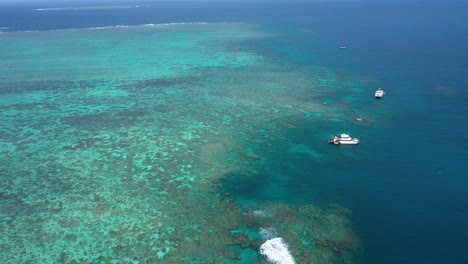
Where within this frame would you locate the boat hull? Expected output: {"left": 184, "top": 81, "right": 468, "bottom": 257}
{"left": 338, "top": 139, "right": 359, "bottom": 144}
{"left": 328, "top": 136, "right": 359, "bottom": 145}
{"left": 375, "top": 89, "right": 384, "bottom": 98}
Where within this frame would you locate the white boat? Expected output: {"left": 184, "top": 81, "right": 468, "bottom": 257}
{"left": 328, "top": 134, "right": 359, "bottom": 145}
{"left": 375, "top": 88, "right": 385, "bottom": 98}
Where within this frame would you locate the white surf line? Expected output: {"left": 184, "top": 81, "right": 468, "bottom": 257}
{"left": 34, "top": 5, "right": 150, "bottom": 11}
{"left": 0, "top": 22, "right": 221, "bottom": 34}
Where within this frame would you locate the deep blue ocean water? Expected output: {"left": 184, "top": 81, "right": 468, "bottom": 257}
{"left": 2, "top": 1, "right": 468, "bottom": 263}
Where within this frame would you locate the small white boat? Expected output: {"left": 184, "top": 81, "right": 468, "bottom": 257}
{"left": 375, "top": 88, "right": 385, "bottom": 98}
{"left": 328, "top": 134, "right": 359, "bottom": 145}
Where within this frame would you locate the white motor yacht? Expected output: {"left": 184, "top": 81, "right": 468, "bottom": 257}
{"left": 375, "top": 88, "right": 385, "bottom": 98}
{"left": 328, "top": 134, "right": 359, "bottom": 145}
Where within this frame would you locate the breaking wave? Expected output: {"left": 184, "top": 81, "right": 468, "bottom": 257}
{"left": 34, "top": 5, "right": 150, "bottom": 11}
{"left": 260, "top": 237, "right": 296, "bottom": 264}
{"left": 82, "top": 22, "right": 211, "bottom": 31}
{"left": 0, "top": 22, "right": 224, "bottom": 35}
{"left": 0, "top": 27, "right": 11, "bottom": 33}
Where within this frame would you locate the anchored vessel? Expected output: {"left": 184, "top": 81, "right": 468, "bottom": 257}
{"left": 375, "top": 88, "right": 385, "bottom": 98}
{"left": 328, "top": 134, "right": 359, "bottom": 145}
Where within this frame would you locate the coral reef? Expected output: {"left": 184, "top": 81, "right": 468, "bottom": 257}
{"left": 0, "top": 23, "right": 371, "bottom": 263}
{"left": 243, "top": 203, "right": 364, "bottom": 264}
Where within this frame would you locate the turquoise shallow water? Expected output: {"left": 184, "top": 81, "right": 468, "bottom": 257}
{"left": 0, "top": 22, "right": 367, "bottom": 263}
{"left": 1, "top": 1, "right": 468, "bottom": 263}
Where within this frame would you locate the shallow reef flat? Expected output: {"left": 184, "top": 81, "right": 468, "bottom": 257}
{"left": 0, "top": 23, "right": 368, "bottom": 263}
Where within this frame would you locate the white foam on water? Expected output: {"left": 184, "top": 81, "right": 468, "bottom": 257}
{"left": 34, "top": 5, "right": 150, "bottom": 11}
{"left": 0, "top": 22, "right": 246, "bottom": 38}
{"left": 253, "top": 209, "right": 272, "bottom": 218}
{"left": 144, "top": 22, "right": 210, "bottom": 27}
{"left": 259, "top": 226, "right": 277, "bottom": 240}
{"left": 0, "top": 22, "right": 223, "bottom": 35}
{"left": 259, "top": 237, "right": 296, "bottom": 264}
{"left": 86, "top": 22, "right": 210, "bottom": 30}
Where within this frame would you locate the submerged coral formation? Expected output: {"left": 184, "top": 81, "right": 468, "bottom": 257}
{"left": 235, "top": 203, "right": 364, "bottom": 264}
{"left": 0, "top": 23, "right": 370, "bottom": 263}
